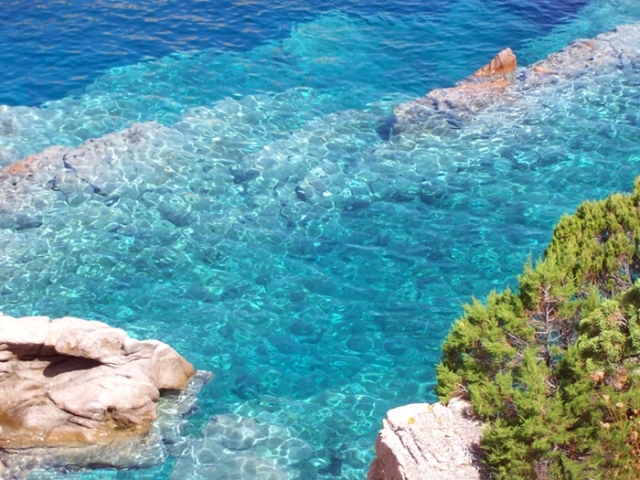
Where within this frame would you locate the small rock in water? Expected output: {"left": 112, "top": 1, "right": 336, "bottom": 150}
{"left": 469, "top": 47, "right": 517, "bottom": 80}
{"left": 375, "top": 116, "right": 400, "bottom": 141}
{"left": 318, "top": 452, "right": 343, "bottom": 477}
{"left": 232, "top": 373, "right": 265, "bottom": 400}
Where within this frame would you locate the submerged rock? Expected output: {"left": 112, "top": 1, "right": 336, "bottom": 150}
{"left": 171, "top": 412, "right": 313, "bottom": 480}
{"left": 0, "top": 314, "right": 204, "bottom": 478}
{"left": 393, "top": 77, "right": 516, "bottom": 126}
{"left": 526, "top": 23, "right": 640, "bottom": 81}
{"left": 375, "top": 116, "right": 401, "bottom": 141}
{"left": 393, "top": 47, "right": 519, "bottom": 128}
{"left": 395, "top": 23, "right": 640, "bottom": 130}
{"left": 367, "top": 398, "right": 483, "bottom": 480}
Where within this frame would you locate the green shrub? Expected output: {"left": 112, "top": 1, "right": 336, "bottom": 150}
{"left": 436, "top": 177, "right": 640, "bottom": 479}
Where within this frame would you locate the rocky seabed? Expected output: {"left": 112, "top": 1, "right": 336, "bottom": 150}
{"left": 0, "top": 20, "right": 640, "bottom": 480}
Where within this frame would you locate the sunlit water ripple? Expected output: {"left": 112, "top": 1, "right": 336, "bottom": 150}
{"left": 1, "top": 0, "right": 640, "bottom": 478}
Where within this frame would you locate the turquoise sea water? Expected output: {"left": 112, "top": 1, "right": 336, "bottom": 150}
{"left": 1, "top": 0, "right": 640, "bottom": 478}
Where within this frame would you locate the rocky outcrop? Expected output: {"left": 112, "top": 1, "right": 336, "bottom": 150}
{"left": 0, "top": 314, "right": 200, "bottom": 477}
{"left": 367, "top": 398, "right": 483, "bottom": 480}
{"left": 394, "top": 23, "right": 640, "bottom": 130}
{"left": 392, "top": 47, "right": 519, "bottom": 127}
{"left": 468, "top": 47, "right": 517, "bottom": 80}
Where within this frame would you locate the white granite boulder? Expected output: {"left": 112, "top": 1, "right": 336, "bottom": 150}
{"left": 0, "top": 314, "right": 196, "bottom": 453}
{"left": 367, "top": 398, "right": 483, "bottom": 480}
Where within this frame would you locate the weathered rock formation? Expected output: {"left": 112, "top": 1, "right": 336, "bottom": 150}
{"left": 367, "top": 398, "right": 483, "bottom": 480}
{"left": 468, "top": 47, "right": 517, "bottom": 80}
{"left": 392, "top": 47, "right": 518, "bottom": 127}
{"left": 0, "top": 314, "right": 200, "bottom": 477}
{"left": 393, "top": 23, "right": 640, "bottom": 130}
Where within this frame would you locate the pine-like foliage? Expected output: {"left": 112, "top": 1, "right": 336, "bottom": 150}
{"left": 436, "top": 177, "right": 640, "bottom": 479}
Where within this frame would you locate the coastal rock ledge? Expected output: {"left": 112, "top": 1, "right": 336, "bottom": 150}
{"left": 367, "top": 398, "right": 483, "bottom": 480}
{"left": 0, "top": 314, "right": 198, "bottom": 477}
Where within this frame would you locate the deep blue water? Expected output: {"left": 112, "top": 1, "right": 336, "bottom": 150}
{"left": 0, "top": 0, "right": 591, "bottom": 106}
{"left": 1, "top": 0, "right": 640, "bottom": 479}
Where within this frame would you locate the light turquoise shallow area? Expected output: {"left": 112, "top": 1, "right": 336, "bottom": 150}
{"left": 1, "top": 1, "right": 640, "bottom": 479}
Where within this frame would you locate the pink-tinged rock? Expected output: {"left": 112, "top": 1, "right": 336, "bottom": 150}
{"left": 367, "top": 398, "right": 483, "bottom": 480}
{"left": 392, "top": 47, "right": 518, "bottom": 126}
{"left": 0, "top": 146, "right": 69, "bottom": 179}
{"left": 0, "top": 316, "right": 51, "bottom": 357}
{"left": 394, "top": 24, "right": 640, "bottom": 129}
{"left": 47, "top": 316, "right": 129, "bottom": 363}
{"left": 470, "top": 47, "right": 517, "bottom": 79}
{"left": 133, "top": 340, "right": 197, "bottom": 390}
{"left": 0, "top": 314, "right": 196, "bottom": 451}
{"left": 393, "top": 77, "right": 517, "bottom": 129}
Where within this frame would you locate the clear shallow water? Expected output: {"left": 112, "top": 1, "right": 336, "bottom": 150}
{"left": 0, "top": 1, "right": 640, "bottom": 479}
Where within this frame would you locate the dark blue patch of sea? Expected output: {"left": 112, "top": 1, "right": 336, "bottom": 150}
{"left": 2, "top": 0, "right": 589, "bottom": 106}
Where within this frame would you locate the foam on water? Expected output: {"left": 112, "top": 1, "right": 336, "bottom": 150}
{"left": 0, "top": 1, "right": 639, "bottom": 479}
